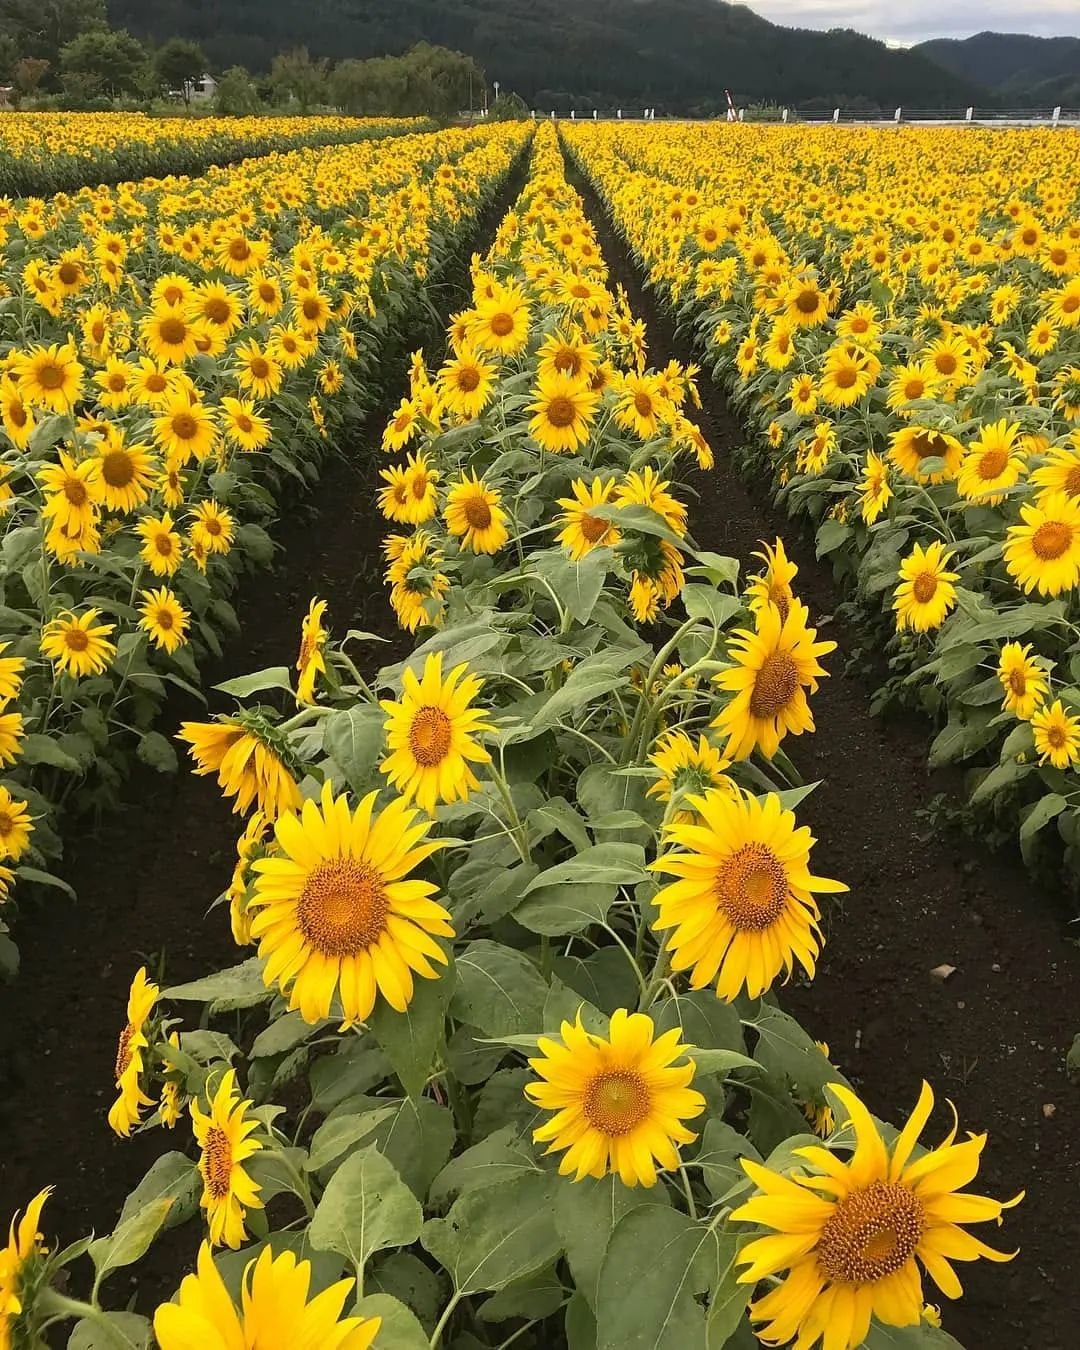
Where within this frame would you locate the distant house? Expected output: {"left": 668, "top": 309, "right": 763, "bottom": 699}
{"left": 179, "top": 73, "right": 218, "bottom": 103}
{"left": 0, "top": 87, "right": 12, "bottom": 111}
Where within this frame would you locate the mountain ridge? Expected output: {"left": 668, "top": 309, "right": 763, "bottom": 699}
{"left": 915, "top": 31, "right": 1080, "bottom": 104}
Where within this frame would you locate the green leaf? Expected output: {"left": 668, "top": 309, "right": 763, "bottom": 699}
{"left": 1020, "top": 792, "right": 1068, "bottom": 864}
{"left": 514, "top": 879, "right": 618, "bottom": 936}
{"left": 429, "top": 1126, "right": 539, "bottom": 1206}
{"left": 522, "top": 843, "right": 647, "bottom": 892}
{"left": 694, "top": 1119, "right": 761, "bottom": 1202}
{"left": 307, "top": 1106, "right": 399, "bottom": 1173}
{"left": 533, "top": 653, "right": 636, "bottom": 728}
{"left": 15, "top": 866, "right": 75, "bottom": 900}
{"left": 180, "top": 1030, "right": 240, "bottom": 1065}
{"left": 235, "top": 522, "right": 275, "bottom": 565}
{"left": 651, "top": 989, "right": 747, "bottom": 1056}
{"left": 688, "top": 551, "right": 740, "bottom": 587}
{"left": 555, "top": 1176, "right": 667, "bottom": 1312}
{"left": 323, "top": 703, "right": 386, "bottom": 794}
{"left": 117, "top": 1153, "right": 199, "bottom": 1231}
{"left": 862, "top": 1324, "right": 965, "bottom": 1348}
{"left": 308, "top": 1144, "right": 423, "bottom": 1276}
{"left": 136, "top": 731, "right": 179, "bottom": 774}
{"left": 19, "top": 732, "right": 83, "bottom": 772}
{"left": 310, "top": 1039, "right": 391, "bottom": 1112}
{"left": 533, "top": 549, "right": 610, "bottom": 624}
{"left": 164, "top": 957, "right": 270, "bottom": 1010}
{"left": 816, "top": 518, "right": 851, "bottom": 557}
{"left": 369, "top": 964, "right": 455, "bottom": 1097}
{"left": 369, "top": 1096, "right": 455, "bottom": 1200}
{"left": 566, "top": 1292, "right": 598, "bottom": 1350}
{"left": 478, "top": 1264, "right": 566, "bottom": 1322}
{"left": 451, "top": 940, "right": 548, "bottom": 1036}
{"left": 421, "top": 1173, "right": 561, "bottom": 1295}
{"left": 251, "top": 1011, "right": 329, "bottom": 1058}
{"left": 215, "top": 666, "right": 293, "bottom": 698}
{"left": 350, "top": 1294, "right": 428, "bottom": 1350}
{"left": 67, "top": 1313, "right": 153, "bottom": 1350}
{"left": 750, "top": 1002, "right": 838, "bottom": 1098}
{"left": 367, "top": 1251, "right": 443, "bottom": 1330}
{"left": 88, "top": 1199, "right": 174, "bottom": 1284}
{"left": 681, "top": 584, "right": 742, "bottom": 629}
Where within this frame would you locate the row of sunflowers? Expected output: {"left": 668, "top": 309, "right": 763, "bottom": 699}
{"left": 0, "top": 112, "right": 430, "bottom": 196}
{"left": 563, "top": 121, "right": 1080, "bottom": 884}
{"left": 0, "top": 123, "right": 1018, "bottom": 1350}
{"left": 0, "top": 120, "right": 530, "bottom": 971}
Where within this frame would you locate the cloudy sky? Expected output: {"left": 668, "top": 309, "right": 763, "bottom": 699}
{"left": 745, "top": 0, "right": 1080, "bottom": 45}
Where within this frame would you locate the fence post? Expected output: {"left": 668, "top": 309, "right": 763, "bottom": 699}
{"left": 832, "top": 107, "right": 840, "bottom": 123}
{"left": 894, "top": 106, "right": 902, "bottom": 123}
{"left": 570, "top": 109, "right": 576, "bottom": 120}
{"left": 782, "top": 107, "right": 789, "bottom": 123}
{"left": 965, "top": 106, "right": 973, "bottom": 122}
{"left": 617, "top": 108, "right": 622, "bottom": 119}
{"left": 550, "top": 110, "right": 555, "bottom": 119}
{"left": 593, "top": 109, "right": 598, "bottom": 120}
{"left": 1053, "top": 105, "right": 1062, "bottom": 126}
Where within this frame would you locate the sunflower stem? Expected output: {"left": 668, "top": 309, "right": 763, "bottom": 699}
{"left": 429, "top": 1291, "right": 464, "bottom": 1348}
{"left": 678, "top": 1162, "right": 699, "bottom": 1220}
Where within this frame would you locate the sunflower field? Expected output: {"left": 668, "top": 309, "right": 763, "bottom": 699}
{"left": 0, "top": 120, "right": 528, "bottom": 969}
{"left": 0, "top": 113, "right": 430, "bottom": 196}
{"left": 562, "top": 122, "right": 1080, "bottom": 884}
{"left": 0, "top": 122, "right": 1024, "bottom": 1350}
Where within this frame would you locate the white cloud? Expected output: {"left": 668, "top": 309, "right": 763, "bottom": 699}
{"left": 745, "top": 0, "right": 1080, "bottom": 42}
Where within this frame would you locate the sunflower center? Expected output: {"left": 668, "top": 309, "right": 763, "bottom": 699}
{"left": 935, "top": 353, "right": 957, "bottom": 375}
{"left": 65, "top": 628, "right": 89, "bottom": 652}
{"left": 490, "top": 311, "right": 514, "bottom": 337}
{"left": 748, "top": 652, "right": 800, "bottom": 719}
{"left": 172, "top": 414, "right": 197, "bottom": 441}
{"left": 64, "top": 478, "right": 88, "bottom": 506}
{"left": 249, "top": 356, "right": 270, "bottom": 380}
{"left": 9, "top": 403, "right": 26, "bottom": 428}
{"left": 634, "top": 391, "right": 654, "bottom": 417}
{"left": 147, "top": 373, "right": 168, "bottom": 393}
{"left": 302, "top": 298, "right": 321, "bottom": 320}
{"left": 834, "top": 366, "right": 857, "bottom": 389}
{"left": 202, "top": 1126, "right": 234, "bottom": 1200}
{"left": 297, "top": 860, "right": 389, "bottom": 956}
{"left": 795, "top": 288, "right": 820, "bottom": 314}
{"left": 715, "top": 842, "right": 788, "bottom": 930}
{"left": 456, "top": 366, "right": 481, "bottom": 392}
{"left": 546, "top": 396, "right": 577, "bottom": 428}
{"left": 977, "top": 449, "right": 1008, "bottom": 480}
{"left": 229, "top": 239, "right": 251, "bottom": 261}
{"left": 158, "top": 318, "right": 187, "bottom": 346}
{"left": 408, "top": 706, "right": 452, "bottom": 766}
{"left": 1008, "top": 668, "right": 1026, "bottom": 696}
{"left": 1064, "top": 296, "right": 1079, "bottom": 315}
{"left": 102, "top": 450, "right": 135, "bottom": 487}
{"left": 155, "top": 534, "right": 174, "bottom": 556}
{"left": 554, "top": 350, "right": 582, "bottom": 376}
{"left": 204, "top": 298, "right": 230, "bottom": 324}
{"left": 912, "top": 572, "right": 939, "bottom": 604}
{"left": 259, "top": 284, "right": 276, "bottom": 303}
{"left": 156, "top": 608, "right": 175, "bottom": 630}
{"left": 904, "top": 379, "right": 925, "bottom": 399}
{"left": 818, "top": 1181, "right": 923, "bottom": 1285}
{"left": 107, "top": 374, "right": 126, "bottom": 392}
{"left": 580, "top": 512, "right": 609, "bottom": 543}
{"left": 58, "top": 262, "right": 80, "bottom": 285}
{"left": 410, "top": 474, "right": 429, "bottom": 500}
{"left": 768, "top": 586, "right": 791, "bottom": 623}
{"left": 1048, "top": 725, "right": 1067, "bottom": 748}
{"left": 1032, "top": 520, "right": 1072, "bottom": 560}
{"left": 582, "top": 1069, "right": 650, "bottom": 1136}
{"left": 37, "top": 362, "right": 65, "bottom": 390}
{"left": 114, "top": 1023, "right": 135, "bottom": 1080}
{"left": 464, "top": 496, "right": 493, "bottom": 530}
{"left": 0, "top": 811, "right": 12, "bottom": 836}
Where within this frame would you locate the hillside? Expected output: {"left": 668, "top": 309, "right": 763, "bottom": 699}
{"left": 106, "top": 0, "right": 983, "bottom": 112}
{"left": 916, "top": 31, "right": 1080, "bottom": 104}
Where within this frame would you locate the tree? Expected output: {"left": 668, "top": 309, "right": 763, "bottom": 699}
{"left": 270, "top": 47, "right": 326, "bottom": 112}
{"left": 0, "top": 0, "right": 106, "bottom": 71}
{"left": 328, "top": 45, "right": 485, "bottom": 117}
{"left": 60, "top": 27, "right": 147, "bottom": 99}
{"left": 215, "top": 65, "right": 260, "bottom": 116}
{"left": 153, "top": 36, "right": 205, "bottom": 104}
{"left": 12, "top": 56, "right": 50, "bottom": 96}
{"left": 0, "top": 34, "right": 18, "bottom": 82}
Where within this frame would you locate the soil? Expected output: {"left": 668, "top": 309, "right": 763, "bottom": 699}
{"left": 0, "top": 158, "right": 529, "bottom": 1325}
{"left": 568, "top": 158, "right": 1080, "bottom": 1350}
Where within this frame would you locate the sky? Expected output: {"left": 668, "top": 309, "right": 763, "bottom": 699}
{"left": 744, "top": 0, "right": 1080, "bottom": 45}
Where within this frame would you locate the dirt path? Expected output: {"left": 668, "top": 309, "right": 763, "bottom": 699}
{"left": 0, "top": 159, "right": 530, "bottom": 1299}
{"left": 568, "top": 155, "right": 1080, "bottom": 1350}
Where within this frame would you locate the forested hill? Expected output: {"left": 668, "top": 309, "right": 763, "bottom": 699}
{"left": 106, "top": 0, "right": 983, "bottom": 111}
{"left": 915, "top": 32, "right": 1080, "bottom": 106}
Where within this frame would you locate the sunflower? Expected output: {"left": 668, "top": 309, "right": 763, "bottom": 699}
{"left": 380, "top": 652, "right": 492, "bottom": 814}
{"left": 15, "top": 342, "right": 84, "bottom": 412}
{"left": 107, "top": 967, "right": 159, "bottom": 1137}
{"left": 438, "top": 344, "right": 496, "bottom": 420}
{"left": 382, "top": 398, "right": 421, "bottom": 454}
{"left": 647, "top": 731, "right": 734, "bottom": 825}
{"left": 956, "top": 420, "right": 1026, "bottom": 505}
{"left": 0, "top": 785, "right": 32, "bottom": 862}
{"left": 249, "top": 779, "right": 452, "bottom": 1026}
{"left": 785, "top": 276, "right": 830, "bottom": 328}
{"left": 141, "top": 303, "right": 199, "bottom": 367}
{"left": 153, "top": 393, "right": 218, "bottom": 464}
{"left": 1031, "top": 443, "right": 1080, "bottom": 499}
{"left": 556, "top": 476, "right": 621, "bottom": 559}
{"left": 94, "top": 357, "right": 134, "bottom": 411}
{"left": 651, "top": 788, "right": 843, "bottom": 1000}
{"left": 232, "top": 339, "right": 284, "bottom": 400}
{"left": 997, "top": 642, "right": 1048, "bottom": 720}
{"left": 747, "top": 538, "right": 798, "bottom": 624}
{"left": 736, "top": 1080, "right": 1017, "bottom": 1349}
{"left": 537, "top": 328, "right": 598, "bottom": 385}
{"left": 894, "top": 541, "right": 959, "bottom": 634}
{"left": 136, "top": 511, "right": 183, "bottom": 576}
{"left": 296, "top": 598, "right": 328, "bottom": 706}
{"left": 228, "top": 811, "right": 271, "bottom": 946}
{"left": 860, "top": 451, "right": 893, "bottom": 524}
{"left": 885, "top": 361, "right": 942, "bottom": 415}
{"left": 713, "top": 599, "right": 835, "bottom": 761}
{"left": 1004, "top": 491, "right": 1080, "bottom": 596}
{"left": 138, "top": 587, "right": 190, "bottom": 654}
{"left": 191, "top": 1070, "right": 263, "bottom": 1249}
{"left": 444, "top": 472, "right": 510, "bottom": 553}
{"left": 787, "top": 373, "right": 818, "bottom": 416}
{"left": 154, "top": 1240, "right": 381, "bottom": 1350}
{"left": 888, "top": 425, "right": 964, "bottom": 485}
{"left": 128, "top": 357, "right": 175, "bottom": 409}
{"left": 180, "top": 717, "right": 301, "bottom": 819}
{"left": 615, "top": 372, "right": 669, "bottom": 440}
{"left": 0, "top": 376, "right": 35, "bottom": 449}
{"left": 819, "top": 344, "right": 876, "bottom": 407}
{"left": 38, "top": 452, "right": 103, "bottom": 535}
{"left": 95, "top": 427, "right": 155, "bottom": 513}
{"left": 40, "top": 608, "right": 116, "bottom": 679}
{"left": 219, "top": 396, "right": 271, "bottom": 453}
{"left": 528, "top": 371, "right": 600, "bottom": 453}
{"left": 0, "top": 1188, "right": 51, "bottom": 1346}
{"left": 1032, "top": 699, "right": 1080, "bottom": 768}
{"left": 0, "top": 711, "right": 24, "bottom": 769}
{"left": 615, "top": 466, "right": 687, "bottom": 535}
{"left": 469, "top": 285, "right": 532, "bottom": 356}
{"left": 190, "top": 500, "right": 235, "bottom": 555}
{"left": 525, "top": 1009, "right": 705, "bottom": 1187}
{"left": 0, "top": 645, "right": 25, "bottom": 704}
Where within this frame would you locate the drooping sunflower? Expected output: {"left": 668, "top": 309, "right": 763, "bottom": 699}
{"left": 136, "top": 511, "right": 183, "bottom": 576}
{"left": 15, "top": 342, "right": 84, "bottom": 412}
{"left": 107, "top": 967, "right": 159, "bottom": 1137}
{"left": 997, "top": 643, "right": 1048, "bottom": 720}
{"left": 179, "top": 717, "right": 301, "bottom": 819}
{"left": 0, "top": 785, "right": 33, "bottom": 862}
{"left": 1032, "top": 699, "right": 1080, "bottom": 769}
{"left": 138, "top": 587, "right": 189, "bottom": 654}
{"left": 190, "top": 1070, "right": 263, "bottom": 1250}
{"left": 444, "top": 472, "right": 510, "bottom": 554}
{"left": 528, "top": 371, "right": 601, "bottom": 454}
{"left": 713, "top": 599, "right": 836, "bottom": 761}
{"left": 0, "top": 710, "right": 24, "bottom": 768}
{"left": 0, "top": 375, "right": 35, "bottom": 449}
{"left": 380, "top": 652, "right": 493, "bottom": 814}
{"left": 249, "top": 779, "right": 453, "bottom": 1025}
{"left": 1003, "top": 490, "right": 1080, "bottom": 596}
{"left": 860, "top": 451, "right": 893, "bottom": 525}
{"left": 294, "top": 597, "right": 329, "bottom": 706}
{"left": 888, "top": 425, "right": 964, "bottom": 485}
{"left": 893, "top": 541, "right": 960, "bottom": 634}
{"left": 747, "top": 538, "right": 798, "bottom": 623}
{"left": 647, "top": 731, "right": 734, "bottom": 825}
{"left": 0, "top": 645, "right": 24, "bottom": 707}
{"left": 732, "top": 1081, "right": 1019, "bottom": 1350}
{"left": 382, "top": 397, "right": 421, "bottom": 455}
{"left": 0, "top": 1188, "right": 52, "bottom": 1346}
{"left": 615, "top": 466, "right": 688, "bottom": 536}
{"left": 525, "top": 1009, "right": 706, "bottom": 1187}
{"left": 40, "top": 608, "right": 117, "bottom": 679}
{"left": 154, "top": 1240, "right": 381, "bottom": 1350}
{"left": 651, "top": 788, "right": 843, "bottom": 1000}
{"left": 438, "top": 344, "right": 497, "bottom": 421}
{"left": 956, "top": 420, "right": 1026, "bottom": 505}
{"left": 555, "top": 476, "right": 621, "bottom": 560}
